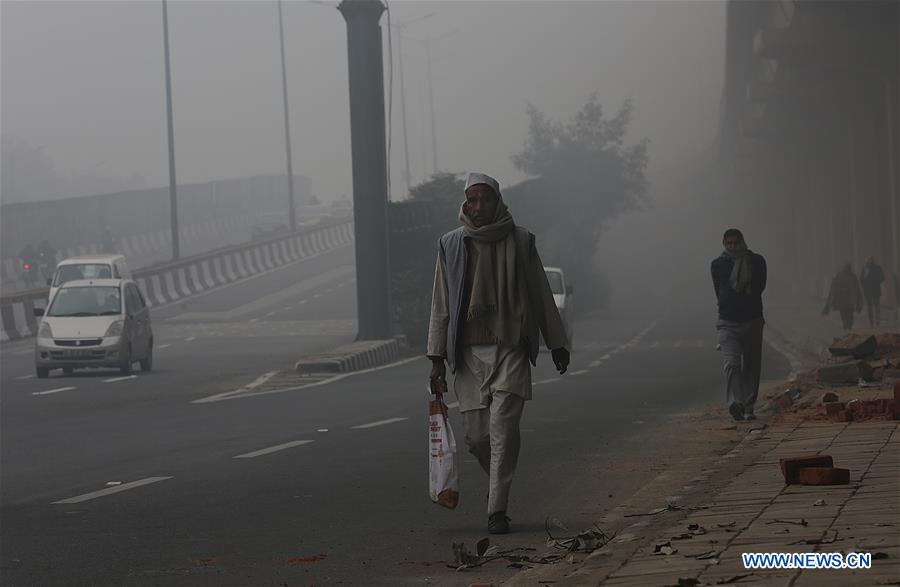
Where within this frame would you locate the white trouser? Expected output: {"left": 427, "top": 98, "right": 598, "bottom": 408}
{"left": 454, "top": 344, "right": 529, "bottom": 514}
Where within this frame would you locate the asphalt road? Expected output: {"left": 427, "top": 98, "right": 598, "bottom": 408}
{"left": 0, "top": 246, "right": 789, "bottom": 586}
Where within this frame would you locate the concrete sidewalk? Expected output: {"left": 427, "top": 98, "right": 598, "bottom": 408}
{"left": 571, "top": 420, "right": 898, "bottom": 586}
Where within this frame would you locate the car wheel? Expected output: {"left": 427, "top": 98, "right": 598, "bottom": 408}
{"left": 36, "top": 367, "right": 49, "bottom": 379}
{"left": 63, "top": 367, "right": 74, "bottom": 376}
{"left": 140, "top": 343, "right": 153, "bottom": 372}
{"left": 119, "top": 345, "right": 133, "bottom": 375}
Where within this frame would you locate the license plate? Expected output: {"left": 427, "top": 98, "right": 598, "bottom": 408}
{"left": 66, "top": 349, "right": 93, "bottom": 358}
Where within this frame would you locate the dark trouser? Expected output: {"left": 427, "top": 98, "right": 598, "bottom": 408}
{"left": 716, "top": 317, "right": 764, "bottom": 415}
{"left": 839, "top": 307, "right": 854, "bottom": 330}
{"left": 865, "top": 295, "right": 880, "bottom": 327}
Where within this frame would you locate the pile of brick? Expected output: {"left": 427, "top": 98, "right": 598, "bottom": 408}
{"left": 779, "top": 455, "right": 850, "bottom": 486}
{"left": 816, "top": 333, "right": 900, "bottom": 385}
{"left": 819, "top": 383, "right": 900, "bottom": 422}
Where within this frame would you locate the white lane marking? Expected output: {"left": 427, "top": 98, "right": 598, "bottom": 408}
{"left": 569, "top": 369, "right": 589, "bottom": 375}
{"left": 248, "top": 318, "right": 259, "bottom": 323}
{"left": 185, "top": 336, "right": 196, "bottom": 342}
{"left": 193, "top": 357, "right": 420, "bottom": 403}
{"left": 325, "top": 288, "right": 333, "bottom": 293}
{"left": 351, "top": 417, "right": 408, "bottom": 430}
{"left": 298, "top": 299, "right": 307, "bottom": 304}
{"left": 283, "top": 306, "right": 293, "bottom": 311}
{"left": 103, "top": 375, "right": 137, "bottom": 383}
{"left": 337, "top": 282, "right": 346, "bottom": 288}
{"left": 312, "top": 293, "right": 321, "bottom": 299}
{"left": 650, "top": 341, "right": 660, "bottom": 348}
{"left": 317, "top": 428, "right": 329, "bottom": 433}
{"left": 16, "top": 374, "right": 35, "bottom": 380}
{"left": 534, "top": 377, "right": 560, "bottom": 385}
{"left": 589, "top": 360, "right": 604, "bottom": 367}
{"left": 52, "top": 476, "right": 173, "bottom": 504}
{"left": 600, "top": 354, "right": 611, "bottom": 360}
{"left": 32, "top": 386, "right": 76, "bottom": 396}
{"left": 246, "top": 370, "right": 279, "bottom": 390}
{"left": 157, "top": 343, "right": 172, "bottom": 349}
{"left": 234, "top": 440, "right": 314, "bottom": 459}
{"left": 266, "top": 311, "right": 276, "bottom": 317}
{"left": 446, "top": 401, "right": 459, "bottom": 409}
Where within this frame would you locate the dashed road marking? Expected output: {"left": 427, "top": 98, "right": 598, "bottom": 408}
{"left": 103, "top": 375, "right": 137, "bottom": 383}
{"left": 284, "top": 306, "right": 293, "bottom": 311}
{"left": 266, "top": 311, "right": 276, "bottom": 317}
{"left": 185, "top": 336, "right": 196, "bottom": 342}
{"left": 32, "top": 386, "right": 76, "bottom": 396}
{"left": 157, "top": 343, "right": 172, "bottom": 349}
{"left": 16, "top": 374, "right": 34, "bottom": 380}
{"left": 248, "top": 318, "right": 259, "bottom": 323}
{"left": 234, "top": 440, "right": 314, "bottom": 459}
{"left": 589, "top": 360, "right": 604, "bottom": 367}
{"left": 312, "top": 294, "right": 321, "bottom": 299}
{"left": 351, "top": 417, "right": 407, "bottom": 430}
{"left": 569, "top": 369, "right": 589, "bottom": 375}
{"left": 534, "top": 377, "right": 560, "bottom": 385}
{"left": 650, "top": 341, "right": 660, "bottom": 348}
{"left": 52, "top": 476, "right": 173, "bottom": 504}
{"left": 298, "top": 300, "right": 307, "bottom": 305}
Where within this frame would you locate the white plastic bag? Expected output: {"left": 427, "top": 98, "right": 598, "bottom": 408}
{"left": 428, "top": 394, "right": 459, "bottom": 509}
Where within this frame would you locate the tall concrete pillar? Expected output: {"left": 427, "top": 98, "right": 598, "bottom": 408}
{"left": 339, "top": 0, "right": 392, "bottom": 340}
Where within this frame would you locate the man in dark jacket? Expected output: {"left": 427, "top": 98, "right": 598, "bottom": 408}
{"left": 860, "top": 256, "right": 884, "bottom": 328}
{"left": 711, "top": 228, "right": 767, "bottom": 421}
{"left": 823, "top": 263, "right": 863, "bottom": 330}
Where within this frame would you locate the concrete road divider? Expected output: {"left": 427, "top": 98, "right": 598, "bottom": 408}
{"left": 1, "top": 220, "right": 353, "bottom": 342}
{"left": 295, "top": 339, "right": 403, "bottom": 374}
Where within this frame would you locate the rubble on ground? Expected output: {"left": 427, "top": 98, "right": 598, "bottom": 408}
{"left": 765, "top": 332, "right": 900, "bottom": 423}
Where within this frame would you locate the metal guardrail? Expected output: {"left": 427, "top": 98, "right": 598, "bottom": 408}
{"left": 1, "top": 218, "right": 353, "bottom": 342}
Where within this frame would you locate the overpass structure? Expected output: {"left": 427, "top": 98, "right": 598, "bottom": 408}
{"left": 719, "top": 0, "right": 898, "bottom": 311}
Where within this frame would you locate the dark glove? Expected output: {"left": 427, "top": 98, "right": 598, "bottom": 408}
{"left": 429, "top": 358, "right": 447, "bottom": 395}
{"left": 551, "top": 347, "right": 570, "bottom": 374}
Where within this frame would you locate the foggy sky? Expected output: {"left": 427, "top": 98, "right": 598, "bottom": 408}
{"left": 1, "top": 0, "right": 725, "bottom": 203}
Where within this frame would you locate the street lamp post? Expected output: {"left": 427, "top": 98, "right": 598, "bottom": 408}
{"left": 161, "top": 0, "right": 180, "bottom": 260}
{"left": 277, "top": 0, "right": 297, "bottom": 232}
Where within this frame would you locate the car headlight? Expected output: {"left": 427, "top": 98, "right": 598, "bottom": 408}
{"left": 38, "top": 321, "right": 52, "bottom": 338}
{"left": 104, "top": 320, "right": 124, "bottom": 338}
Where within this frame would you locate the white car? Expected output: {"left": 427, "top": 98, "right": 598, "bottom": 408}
{"left": 544, "top": 266, "right": 574, "bottom": 346}
{"left": 34, "top": 278, "right": 153, "bottom": 378}
{"left": 49, "top": 254, "right": 131, "bottom": 303}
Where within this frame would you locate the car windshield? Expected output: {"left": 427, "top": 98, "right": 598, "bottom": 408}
{"left": 545, "top": 271, "right": 564, "bottom": 295}
{"left": 47, "top": 286, "right": 121, "bottom": 317}
{"left": 53, "top": 264, "right": 113, "bottom": 286}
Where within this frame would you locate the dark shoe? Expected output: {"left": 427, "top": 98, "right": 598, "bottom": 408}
{"left": 744, "top": 412, "right": 757, "bottom": 421}
{"left": 488, "top": 511, "right": 510, "bottom": 534}
{"left": 729, "top": 402, "right": 745, "bottom": 421}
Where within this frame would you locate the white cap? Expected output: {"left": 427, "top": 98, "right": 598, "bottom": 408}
{"left": 464, "top": 172, "right": 500, "bottom": 196}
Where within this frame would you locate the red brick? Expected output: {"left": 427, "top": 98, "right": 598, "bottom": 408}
{"left": 780, "top": 455, "right": 835, "bottom": 484}
{"left": 773, "top": 390, "right": 794, "bottom": 410}
{"left": 798, "top": 467, "right": 850, "bottom": 485}
{"left": 824, "top": 402, "right": 846, "bottom": 416}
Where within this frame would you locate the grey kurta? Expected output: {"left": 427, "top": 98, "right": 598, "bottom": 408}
{"left": 426, "top": 228, "right": 568, "bottom": 410}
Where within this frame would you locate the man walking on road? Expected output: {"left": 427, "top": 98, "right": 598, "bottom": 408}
{"left": 711, "top": 229, "right": 767, "bottom": 422}
{"left": 426, "top": 172, "right": 570, "bottom": 534}
{"left": 860, "top": 256, "right": 884, "bottom": 328}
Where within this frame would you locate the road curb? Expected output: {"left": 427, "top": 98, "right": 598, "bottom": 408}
{"left": 294, "top": 339, "right": 404, "bottom": 374}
